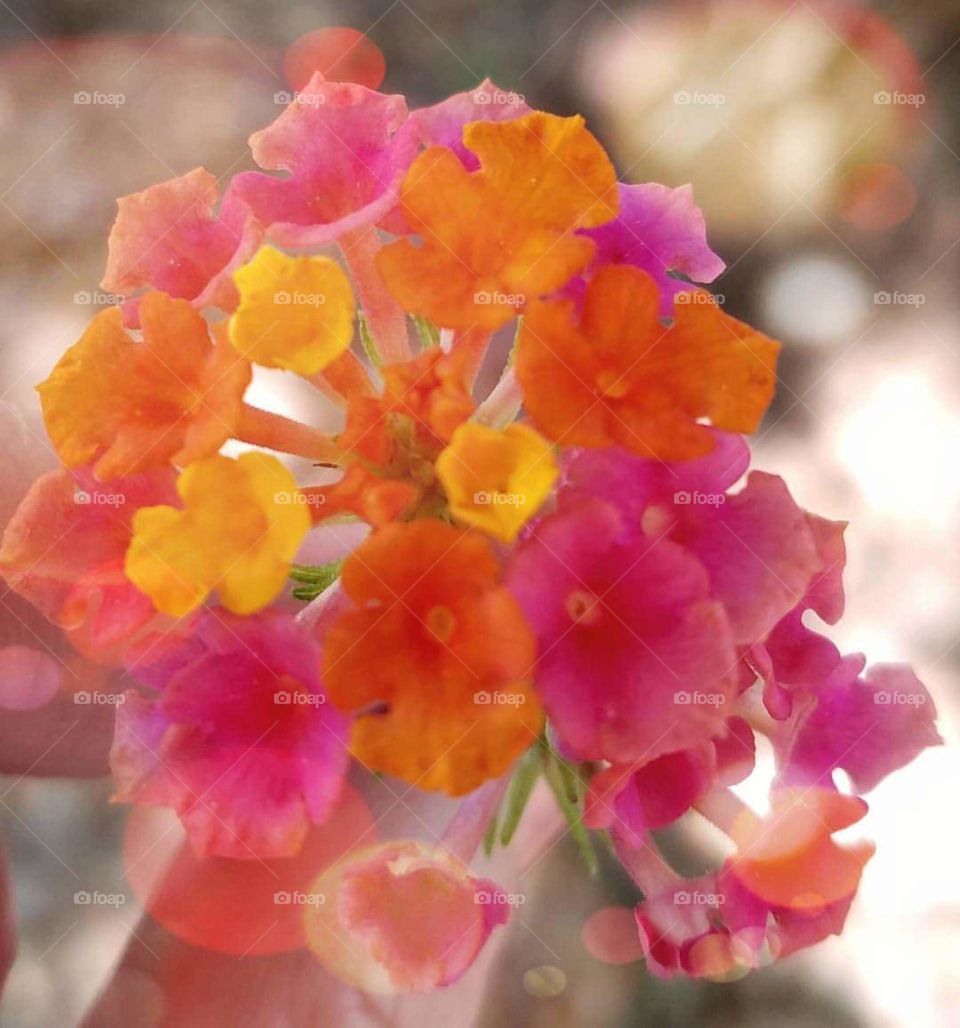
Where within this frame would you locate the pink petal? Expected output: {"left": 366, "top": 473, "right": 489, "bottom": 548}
{"left": 507, "top": 500, "right": 737, "bottom": 763}
{"left": 103, "top": 167, "right": 261, "bottom": 323}
{"left": 224, "top": 73, "right": 419, "bottom": 247}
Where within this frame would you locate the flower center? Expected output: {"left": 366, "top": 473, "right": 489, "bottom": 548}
{"left": 565, "top": 589, "right": 601, "bottom": 625}
{"left": 595, "top": 369, "right": 629, "bottom": 399}
{"left": 425, "top": 604, "right": 457, "bottom": 643}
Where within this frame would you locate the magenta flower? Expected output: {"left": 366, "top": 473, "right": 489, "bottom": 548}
{"left": 410, "top": 78, "right": 531, "bottom": 169}
{"left": 111, "top": 608, "right": 349, "bottom": 859}
{"left": 505, "top": 498, "right": 737, "bottom": 763}
{"left": 575, "top": 182, "right": 725, "bottom": 315}
{"left": 562, "top": 441, "right": 823, "bottom": 648}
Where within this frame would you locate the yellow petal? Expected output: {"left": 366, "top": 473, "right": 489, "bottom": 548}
{"left": 436, "top": 422, "right": 558, "bottom": 542}
{"left": 229, "top": 246, "right": 355, "bottom": 375}
{"left": 125, "top": 452, "right": 310, "bottom": 616}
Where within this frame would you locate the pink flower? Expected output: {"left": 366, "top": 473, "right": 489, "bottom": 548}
{"left": 0, "top": 467, "right": 176, "bottom": 662}
{"left": 223, "top": 73, "right": 419, "bottom": 247}
{"left": 302, "top": 839, "right": 510, "bottom": 992}
{"left": 103, "top": 167, "right": 262, "bottom": 326}
{"left": 562, "top": 441, "right": 822, "bottom": 648}
{"left": 111, "top": 608, "right": 349, "bottom": 859}
{"left": 584, "top": 718, "right": 755, "bottom": 845}
{"left": 573, "top": 182, "right": 725, "bottom": 316}
{"left": 505, "top": 498, "right": 737, "bottom": 763}
{"left": 775, "top": 656, "right": 942, "bottom": 793}
{"left": 410, "top": 79, "right": 531, "bottom": 170}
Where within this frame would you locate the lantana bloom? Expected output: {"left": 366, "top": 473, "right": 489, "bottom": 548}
{"left": 2, "top": 67, "right": 940, "bottom": 993}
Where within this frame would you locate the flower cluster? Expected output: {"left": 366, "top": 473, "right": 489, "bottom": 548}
{"left": 1, "top": 73, "right": 940, "bottom": 990}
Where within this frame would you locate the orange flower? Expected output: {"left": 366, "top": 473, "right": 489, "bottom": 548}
{"left": 515, "top": 265, "right": 779, "bottom": 460}
{"left": 38, "top": 292, "right": 250, "bottom": 481}
{"left": 322, "top": 520, "right": 542, "bottom": 794}
{"left": 377, "top": 112, "right": 618, "bottom": 332}
{"left": 729, "top": 788, "right": 875, "bottom": 910}
{"left": 308, "top": 348, "right": 476, "bottom": 527}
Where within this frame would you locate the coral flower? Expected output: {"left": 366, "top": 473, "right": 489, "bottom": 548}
{"left": 726, "top": 788, "right": 875, "bottom": 911}
{"left": 38, "top": 292, "right": 251, "bottom": 481}
{"left": 0, "top": 467, "right": 176, "bottom": 660}
{"left": 303, "top": 840, "right": 510, "bottom": 992}
{"left": 516, "top": 265, "right": 779, "bottom": 459}
{"left": 112, "top": 609, "right": 348, "bottom": 858}
{"left": 103, "top": 167, "right": 261, "bottom": 324}
{"left": 229, "top": 245, "right": 356, "bottom": 375}
{"left": 125, "top": 453, "right": 310, "bottom": 617}
{"left": 322, "top": 520, "right": 542, "bottom": 794}
{"left": 436, "top": 422, "right": 558, "bottom": 542}
{"left": 377, "top": 112, "right": 619, "bottom": 331}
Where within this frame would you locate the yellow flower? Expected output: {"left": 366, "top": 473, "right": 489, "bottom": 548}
{"left": 229, "top": 246, "right": 355, "bottom": 375}
{"left": 125, "top": 453, "right": 310, "bottom": 616}
{"left": 436, "top": 422, "right": 558, "bottom": 542}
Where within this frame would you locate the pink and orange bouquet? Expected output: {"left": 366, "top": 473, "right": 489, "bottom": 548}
{"left": 1, "top": 75, "right": 941, "bottom": 989}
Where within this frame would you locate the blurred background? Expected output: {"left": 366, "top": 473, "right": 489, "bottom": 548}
{"left": 0, "top": 0, "right": 958, "bottom": 1024}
